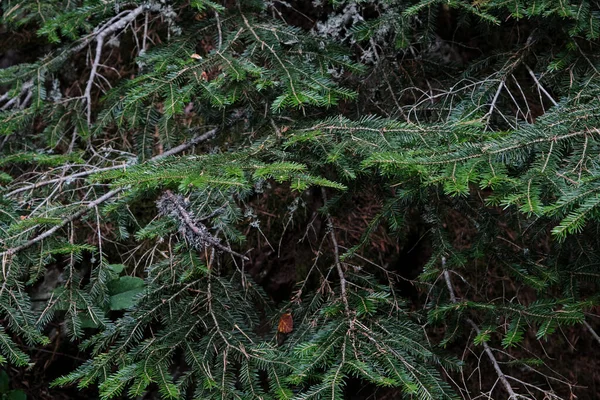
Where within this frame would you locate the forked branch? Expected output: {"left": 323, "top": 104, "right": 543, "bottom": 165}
{"left": 84, "top": 5, "right": 147, "bottom": 125}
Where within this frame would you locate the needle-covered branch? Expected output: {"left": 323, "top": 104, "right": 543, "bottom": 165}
{"left": 0, "top": 128, "right": 218, "bottom": 258}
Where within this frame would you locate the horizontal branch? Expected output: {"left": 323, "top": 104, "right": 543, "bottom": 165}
{"left": 375, "top": 128, "right": 591, "bottom": 167}
{"left": 525, "top": 65, "right": 558, "bottom": 107}
{"left": 0, "top": 188, "right": 123, "bottom": 258}
{"left": 5, "top": 164, "right": 131, "bottom": 198}
{"left": 5, "top": 128, "right": 218, "bottom": 198}
{"left": 153, "top": 128, "right": 218, "bottom": 160}
{"left": 0, "top": 128, "right": 218, "bottom": 258}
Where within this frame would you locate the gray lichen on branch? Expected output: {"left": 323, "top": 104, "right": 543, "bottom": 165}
{"left": 158, "top": 190, "right": 249, "bottom": 261}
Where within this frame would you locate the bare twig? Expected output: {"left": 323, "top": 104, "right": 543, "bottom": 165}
{"left": 525, "top": 65, "right": 558, "bottom": 107}
{"left": 484, "top": 79, "right": 505, "bottom": 127}
{"left": 215, "top": 11, "right": 222, "bottom": 50}
{"left": 0, "top": 7, "right": 144, "bottom": 117}
{"left": 154, "top": 127, "right": 217, "bottom": 159}
{"left": 84, "top": 5, "right": 147, "bottom": 125}
{"left": 142, "top": 12, "right": 149, "bottom": 53}
{"left": 511, "top": 74, "right": 532, "bottom": 123}
{"left": 583, "top": 320, "right": 600, "bottom": 346}
{"left": 321, "top": 188, "right": 351, "bottom": 317}
{"left": 0, "top": 80, "right": 33, "bottom": 111}
{"left": 442, "top": 257, "right": 525, "bottom": 400}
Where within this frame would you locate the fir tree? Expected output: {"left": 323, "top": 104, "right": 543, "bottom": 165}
{"left": 1, "top": 1, "right": 600, "bottom": 399}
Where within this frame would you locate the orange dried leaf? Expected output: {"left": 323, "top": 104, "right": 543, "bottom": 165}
{"left": 278, "top": 313, "right": 293, "bottom": 333}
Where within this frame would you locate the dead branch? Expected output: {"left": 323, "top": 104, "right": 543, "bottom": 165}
{"left": 84, "top": 5, "right": 147, "bottom": 125}
{"left": 442, "top": 257, "right": 526, "bottom": 400}
{"left": 321, "top": 188, "right": 351, "bottom": 317}
{"left": 160, "top": 190, "right": 249, "bottom": 261}
{"left": 525, "top": 65, "right": 558, "bottom": 107}
{"left": 583, "top": 320, "right": 600, "bottom": 346}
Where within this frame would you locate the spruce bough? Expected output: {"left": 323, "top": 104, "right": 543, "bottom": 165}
{"left": 1, "top": 1, "right": 599, "bottom": 399}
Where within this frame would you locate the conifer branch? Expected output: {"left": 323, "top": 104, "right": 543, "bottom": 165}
{"left": 0, "top": 188, "right": 123, "bottom": 258}
{"left": 5, "top": 164, "right": 132, "bottom": 198}
{"left": 2, "top": 2, "right": 598, "bottom": 397}
{"left": 0, "top": 128, "right": 218, "bottom": 258}
{"left": 160, "top": 190, "right": 249, "bottom": 261}
{"left": 6, "top": 128, "right": 218, "bottom": 198}
{"left": 241, "top": 14, "right": 301, "bottom": 107}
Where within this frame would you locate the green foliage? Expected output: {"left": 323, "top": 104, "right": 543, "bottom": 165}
{"left": 1, "top": 0, "right": 600, "bottom": 399}
{"left": 0, "top": 371, "right": 26, "bottom": 400}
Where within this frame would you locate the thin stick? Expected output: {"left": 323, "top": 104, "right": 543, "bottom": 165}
{"left": 154, "top": 127, "right": 217, "bottom": 159}
{"left": 142, "top": 12, "right": 149, "bottom": 52}
{"left": 215, "top": 11, "right": 222, "bottom": 50}
{"left": 321, "top": 188, "right": 350, "bottom": 317}
{"left": 583, "top": 320, "right": 600, "bottom": 345}
{"left": 442, "top": 257, "right": 523, "bottom": 399}
{"left": 485, "top": 79, "right": 505, "bottom": 127}
{"left": 525, "top": 65, "right": 558, "bottom": 107}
